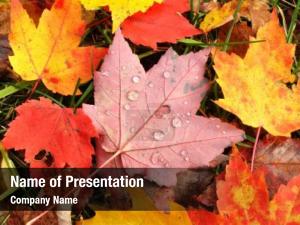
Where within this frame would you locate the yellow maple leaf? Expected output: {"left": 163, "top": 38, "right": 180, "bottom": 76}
{"left": 81, "top": 189, "right": 192, "bottom": 225}
{"left": 80, "top": 0, "right": 163, "bottom": 32}
{"left": 213, "top": 12, "right": 300, "bottom": 137}
{"left": 9, "top": 0, "right": 107, "bottom": 95}
{"left": 200, "top": 0, "right": 270, "bottom": 32}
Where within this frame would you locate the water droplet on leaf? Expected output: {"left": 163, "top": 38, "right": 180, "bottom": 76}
{"left": 172, "top": 117, "right": 182, "bottom": 128}
{"left": 153, "top": 130, "right": 165, "bottom": 141}
{"left": 148, "top": 82, "right": 154, "bottom": 88}
{"left": 132, "top": 76, "right": 141, "bottom": 84}
{"left": 123, "top": 104, "right": 130, "bottom": 110}
{"left": 102, "top": 71, "right": 109, "bottom": 76}
{"left": 163, "top": 71, "right": 171, "bottom": 78}
{"left": 151, "top": 152, "right": 160, "bottom": 164}
{"left": 180, "top": 150, "right": 187, "bottom": 156}
{"left": 127, "top": 90, "right": 139, "bottom": 101}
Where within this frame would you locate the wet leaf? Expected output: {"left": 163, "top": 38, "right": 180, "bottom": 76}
{"left": 83, "top": 30, "right": 244, "bottom": 186}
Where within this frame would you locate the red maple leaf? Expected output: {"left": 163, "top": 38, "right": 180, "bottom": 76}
{"left": 3, "top": 98, "right": 97, "bottom": 168}
{"left": 121, "top": 0, "right": 201, "bottom": 49}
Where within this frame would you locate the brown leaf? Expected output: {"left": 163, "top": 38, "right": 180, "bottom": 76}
{"left": 196, "top": 182, "right": 217, "bottom": 208}
{"left": 7, "top": 211, "right": 58, "bottom": 225}
{"left": 0, "top": 2, "right": 10, "bottom": 35}
{"left": 20, "top": 0, "right": 55, "bottom": 24}
{"left": 255, "top": 135, "right": 300, "bottom": 197}
{"left": 218, "top": 22, "right": 254, "bottom": 57}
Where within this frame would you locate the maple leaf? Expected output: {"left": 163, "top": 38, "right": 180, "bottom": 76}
{"left": 82, "top": 189, "right": 192, "bottom": 225}
{"left": 9, "top": 0, "right": 107, "bottom": 95}
{"left": 255, "top": 136, "right": 300, "bottom": 197}
{"left": 121, "top": 0, "right": 200, "bottom": 49}
{"left": 213, "top": 12, "right": 300, "bottom": 137}
{"left": 2, "top": 97, "right": 97, "bottom": 168}
{"left": 83, "top": 30, "right": 244, "bottom": 185}
{"left": 200, "top": 0, "right": 271, "bottom": 33}
{"left": 189, "top": 146, "right": 300, "bottom": 225}
{"left": 80, "top": 0, "right": 163, "bottom": 32}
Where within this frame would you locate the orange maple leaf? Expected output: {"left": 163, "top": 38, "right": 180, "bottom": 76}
{"left": 189, "top": 146, "right": 300, "bottom": 225}
{"left": 213, "top": 12, "right": 300, "bottom": 137}
{"left": 9, "top": 0, "right": 107, "bottom": 95}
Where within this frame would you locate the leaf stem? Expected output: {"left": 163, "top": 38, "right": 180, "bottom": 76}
{"left": 250, "top": 126, "right": 262, "bottom": 172}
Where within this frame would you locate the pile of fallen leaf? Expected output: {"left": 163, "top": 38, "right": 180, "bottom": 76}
{"left": 1, "top": 0, "right": 300, "bottom": 224}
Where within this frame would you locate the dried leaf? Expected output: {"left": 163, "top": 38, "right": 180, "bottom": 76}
{"left": 218, "top": 22, "right": 253, "bottom": 57}
{"left": 255, "top": 136, "right": 300, "bottom": 197}
{"left": 0, "top": 2, "right": 10, "bottom": 34}
{"left": 200, "top": 0, "right": 271, "bottom": 32}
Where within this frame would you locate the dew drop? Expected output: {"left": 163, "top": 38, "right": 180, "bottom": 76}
{"left": 216, "top": 125, "right": 220, "bottom": 129}
{"left": 164, "top": 163, "right": 170, "bottom": 168}
{"left": 127, "top": 90, "right": 139, "bottom": 101}
{"left": 153, "top": 130, "right": 165, "bottom": 141}
{"left": 186, "top": 112, "right": 191, "bottom": 116}
{"left": 183, "top": 101, "right": 188, "bottom": 105}
{"left": 123, "top": 104, "right": 130, "bottom": 110}
{"left": 151, "top": 152, "right": 160, "bottom": 164}
{"left": 180, "top": 150, "right": 187, "bottom": 156}
{"left": 130, "top": 127, "right": 135, "bottom": 133}
{"left": 102, "top": 71, "right": 109, "bottom": 76}
{"left": 186, "top": 120, "right": 190, "bottom": 124}
{"left": 121, "top": 65, "right": 127, "bottom": 70}
{"left": 184, "top": 157, "right": 189, "bottom": 161}
{"left": 194, "top": 76, "right": 199, "bottom": 80}
{"left": 148, "top": 82, "right": 154, "bottom": 88}
{"left": 172, "top": 117, "right": 182, "bottom": 128}
{"left": 159, "top": 157, "right": 165, "bottom": 162}
{"left": 222, "top": 131, "right": 227, "bottom": 134}
{"left": 132, "top": 76, "right": 141, "bottom": 84}
{"left": 163, "top": 71, "right": 171, "bottom": 78}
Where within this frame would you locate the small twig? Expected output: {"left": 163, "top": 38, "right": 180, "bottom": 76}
{"left": 27, "top": 79, "right": 41, "bottom": 100}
